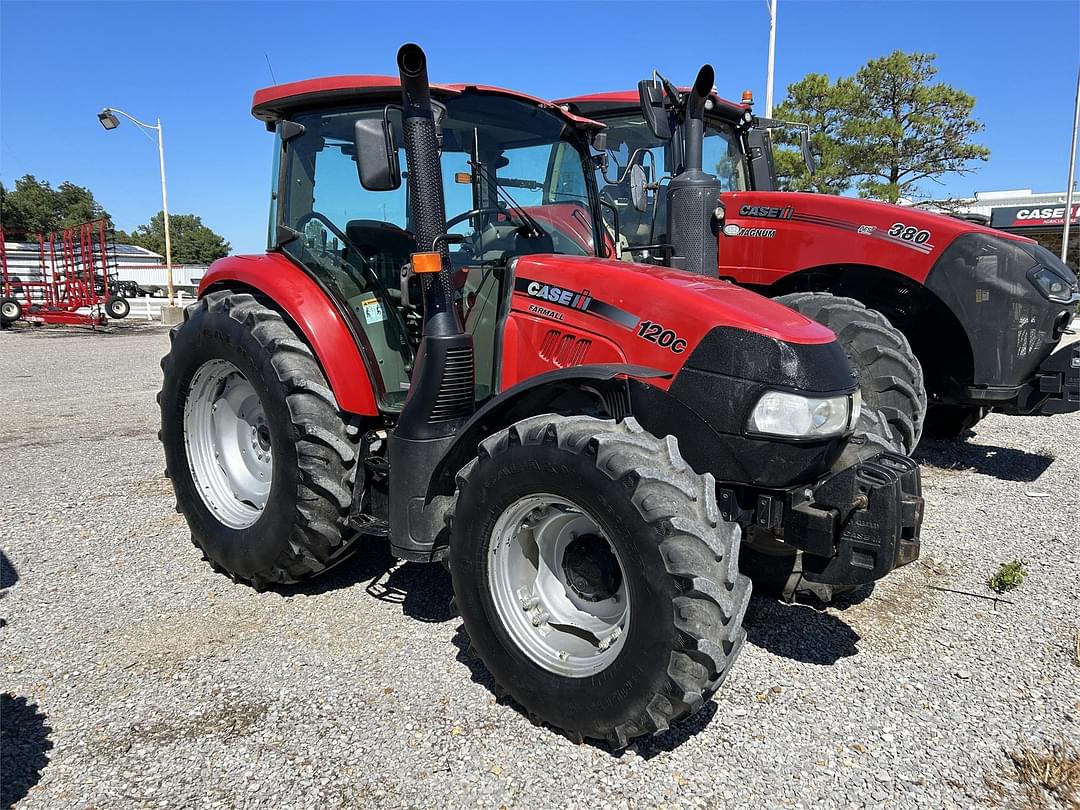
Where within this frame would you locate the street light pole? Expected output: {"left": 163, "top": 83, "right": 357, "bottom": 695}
{"left": 97, "top": 107, "right": 175, "bottom": 306}
{"left": 1061, "top": 65, "right": 1080, "bottom": 266}
{"left": 765, "top": 0, "right": 777, "bottom": 117}
{"left": 155, "top": 119, "right": 175, "bottom": 305}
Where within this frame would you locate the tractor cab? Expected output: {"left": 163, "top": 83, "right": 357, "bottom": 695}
{"left": 255, "top": 80, "right": 608, "bottom": 406}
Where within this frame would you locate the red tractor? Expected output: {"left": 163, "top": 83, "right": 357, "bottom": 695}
{"left": 560, "top": 79, "right": 1080, "bottom": 451}
{"left": 159, "top": 45, "right": 922, "bottom": 746}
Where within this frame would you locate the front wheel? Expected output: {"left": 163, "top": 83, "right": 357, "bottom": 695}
{"left": 450, "top": 415, "right": 750, "bottom": 748}
{"left": 159, "top": 291, "right": 360, "bottom": 588}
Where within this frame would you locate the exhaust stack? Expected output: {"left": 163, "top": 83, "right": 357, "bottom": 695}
{"left": 389, "top": 43, "right": 475, "bottom": 561}
{"left": 665, "top": 64, "right": 722, "bottom": 277}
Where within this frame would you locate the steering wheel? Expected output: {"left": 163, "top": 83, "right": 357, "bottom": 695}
{"left": 444, "top": 206, "right": 506, "bottom": 232}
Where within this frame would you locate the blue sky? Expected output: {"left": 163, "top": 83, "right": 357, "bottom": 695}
{"left": 2, "top": 0, "right": 1077, "bottom": 254}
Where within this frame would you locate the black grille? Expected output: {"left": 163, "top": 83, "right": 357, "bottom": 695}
{"left": 429, "top": 347, "right": 474, "bottom": 422}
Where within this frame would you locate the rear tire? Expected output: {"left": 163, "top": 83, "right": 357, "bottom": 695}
{"left": 450, "top": 414, "right": 750, "bottom": 748}
{"left": 105, "top": 295, "right": 130, "bottom": 320}
{"left": 159, "top": 291, "right": 360, "bottom": 588}
{"left": 921, "top": 404, "right": 985, "bottom": 441}
{"left": 1, "top": 298, "right": 22, "bottom": 327}
{"left": 775, "top": 292, "right": 926, "bottom": 453}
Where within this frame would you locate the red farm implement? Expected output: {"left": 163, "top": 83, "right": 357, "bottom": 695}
{"left": 1, "top": 220, "right": 131, "bottom": 328}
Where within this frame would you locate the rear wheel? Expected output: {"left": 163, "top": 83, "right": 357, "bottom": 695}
{"left": 159, "top": 291, "right": 360, "bottom": 588}
{"left": 1, "top": 298, "right": 22, "bottom": 327}
{"left": 451, "top": 415, "right": 750, "bottom": 748}
{"left": 776, "top": 292, "right": 926, "bottom": 453}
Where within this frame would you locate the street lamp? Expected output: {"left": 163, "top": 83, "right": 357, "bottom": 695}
{"left": 97, "top": 107, "right": 175, "bottom": 306}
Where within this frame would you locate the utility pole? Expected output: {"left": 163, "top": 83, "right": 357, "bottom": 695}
{"left": 1061, "top": 64, "right": 1079, "bottom": 266}
{"left": 765, "top": 0, "right": 777, "bottom": 117}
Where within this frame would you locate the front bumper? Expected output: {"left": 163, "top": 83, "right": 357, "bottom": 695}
{"left": 1004, "top": 339, "right": 1080, "bottom": 416}
{"left": 745, "top": 451, "right": 924, "bottom": 588}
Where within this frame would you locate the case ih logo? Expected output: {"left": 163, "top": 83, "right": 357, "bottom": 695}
{"left": 515, "top": 277, "right": 639, "bottom": 329}
{"left": 739, "top": 204, "right": 794, "bottom": 220}
{"left": 991, "top": 204, "right": 1080, "bottom": 229}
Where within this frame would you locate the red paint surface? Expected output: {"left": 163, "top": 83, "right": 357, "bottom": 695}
{"left": 500, "top": 254, "right": 834, "bottom": 390}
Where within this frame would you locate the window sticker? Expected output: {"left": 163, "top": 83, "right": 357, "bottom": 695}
{"left": 360, "top": 297, "right": 386, "bottom": 324}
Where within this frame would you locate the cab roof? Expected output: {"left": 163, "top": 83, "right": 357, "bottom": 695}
{"left": 252, "top": 76, "right": 604, "bottom": 130}
{"left": 557, "top": 89, "right": 750, "bottom": 121}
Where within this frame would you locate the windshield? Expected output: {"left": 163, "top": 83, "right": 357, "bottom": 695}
{"left": 276, "top": 92, "right": 599, "bottom": 408}
{"left": 593, "top": 113, "right": 748, "bottom": 256}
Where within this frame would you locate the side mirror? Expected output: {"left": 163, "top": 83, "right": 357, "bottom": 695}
{"left": 355, "top": 117, "right": 401, "bottom": 191}
{"left": 637, "top": 80, "right": 672, "bottom": 141}
{"left": 629, "top": 164, "right": 648, "bottom": 213}
{"left": 800, "top": 128, "right": 817, "bottom": 175}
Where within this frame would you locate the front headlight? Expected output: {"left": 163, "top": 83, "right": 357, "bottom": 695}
{"left": 748, "top": 389, "right": 860, "bottom": 439}
{"left": 1029, "top": 265, "right": 1080, "bottom": 304}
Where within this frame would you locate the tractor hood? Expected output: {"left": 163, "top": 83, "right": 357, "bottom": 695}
{"left": 504, "top": 254, "right": 856, "bottom": 398}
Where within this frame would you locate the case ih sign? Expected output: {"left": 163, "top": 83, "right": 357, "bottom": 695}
{"left": 991, "top": 203, "right": 1080, "bottom": 228}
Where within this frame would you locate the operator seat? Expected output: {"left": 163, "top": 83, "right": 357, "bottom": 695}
{"left": 345, "top": 220, "right": 417, "bottom": 291}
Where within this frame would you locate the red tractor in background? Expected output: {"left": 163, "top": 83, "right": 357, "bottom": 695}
{"left": 159, "top": 45, "right": 923, "bottom": 746}
{"left": 560, "top": 82, "right": 1080, "bottom": 451}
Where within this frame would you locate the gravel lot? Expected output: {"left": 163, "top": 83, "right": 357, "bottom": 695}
{"left": 2, "top": 321, "right": 1078, "bottom": 809}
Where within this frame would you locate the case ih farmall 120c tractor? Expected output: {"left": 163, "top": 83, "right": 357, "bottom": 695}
{"left": 561, "top": 79, "right": 1080, "bottom": 451}
{"left": 160, "top": 45, "right": 922, "bottom": 746}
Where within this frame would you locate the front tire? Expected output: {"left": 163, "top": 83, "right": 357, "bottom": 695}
{"left": 159, "top": 291, "right": 360, "bottom": 588}
{"left": 450, "top": 415, "right": 750, "bottom": 748}
{"left": 776, "top": 292, "right": 926, "bottom": 453}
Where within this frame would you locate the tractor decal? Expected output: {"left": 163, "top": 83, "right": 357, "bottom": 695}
{"left": 515, "top": 276, "right": 639, "bottom": 330}
{"left": 786, "top": 211, "right": 936, "bottom": 254}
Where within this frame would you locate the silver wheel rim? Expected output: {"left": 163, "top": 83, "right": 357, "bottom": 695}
{"left": 183, "top": 359, "right": 272, "bottom": 529}
{"left": 2, "top": 302, "right": 18, "bottom": 319}
{"left": 488, "top": 494, "right": 629, "bottom": 678}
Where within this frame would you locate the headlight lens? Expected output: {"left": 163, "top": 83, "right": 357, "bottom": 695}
{"left": 1029, "top": 265, "right": 1079, "bottom": 304}
{"left": 748, "top": 389, "right": 858, "bottom": 438}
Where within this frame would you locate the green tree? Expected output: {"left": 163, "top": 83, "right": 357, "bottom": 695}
{"left": 125, "top": 212, "right": 231, "bottom": 264}
{"left": 772, "top": 73, "right": 861, "bottom": 194}
{"left": 0, "top": 175, "right": 112, "bottom": 238}
{"left": 774, "top": 52, "right": 990, "bottom": 202}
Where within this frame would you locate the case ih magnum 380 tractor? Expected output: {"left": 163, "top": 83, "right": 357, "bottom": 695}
{"left": 561, "top": 79, "right": 1080, "bottom": 451}
{"left": 159, "top": 45, "right": 922, "bottom": 746}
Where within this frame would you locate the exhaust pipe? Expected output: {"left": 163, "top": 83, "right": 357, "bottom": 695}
{"left": 389, "top": 43, "right": 475, "bottom": 561}
{"left": 397, "top": 43, "right": 460, "bottom": 336}
{"left": 665, "top": 63, "right": 722, "bottom": 277}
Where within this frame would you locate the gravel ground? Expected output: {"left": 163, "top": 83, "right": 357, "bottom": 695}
{"left": 1, "top": 321, "right": 1077, "bottom": 809}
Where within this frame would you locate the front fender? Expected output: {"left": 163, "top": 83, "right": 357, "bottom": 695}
{"left": 425, "top": 364, "right": 670, "bottom": 500}
{"left": 199, "top": 254, "right": 379, "bottom": 416}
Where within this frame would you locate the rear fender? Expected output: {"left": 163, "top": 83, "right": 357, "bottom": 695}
{"left": 199, "top": 254, "right": 379, "bottom": 416}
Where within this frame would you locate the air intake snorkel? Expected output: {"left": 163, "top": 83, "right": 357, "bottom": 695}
{"left": 664, "top": 64, "right": 723, "bottom": 278}
{"left": 388, "top": 43, "right": 476, "bottom": 561}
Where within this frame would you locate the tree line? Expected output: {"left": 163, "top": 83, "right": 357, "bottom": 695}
{"left": 0, "top": 176, "right": 230, "bottom": 264}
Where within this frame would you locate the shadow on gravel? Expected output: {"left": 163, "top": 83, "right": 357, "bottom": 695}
{"left": 915, "top": 440, "right": 1054, "bottom": 482}
{"left": 742, "top": 594, "right": 861, "bottom": 665}
{"left": 272, "top": 539, "right": 456, "bottom": 623}
{"left": 0, "top": 693, "right": 53, "bottom": 809}
{"left": 449, "top": 629, "right": 719, "bottom": 758}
